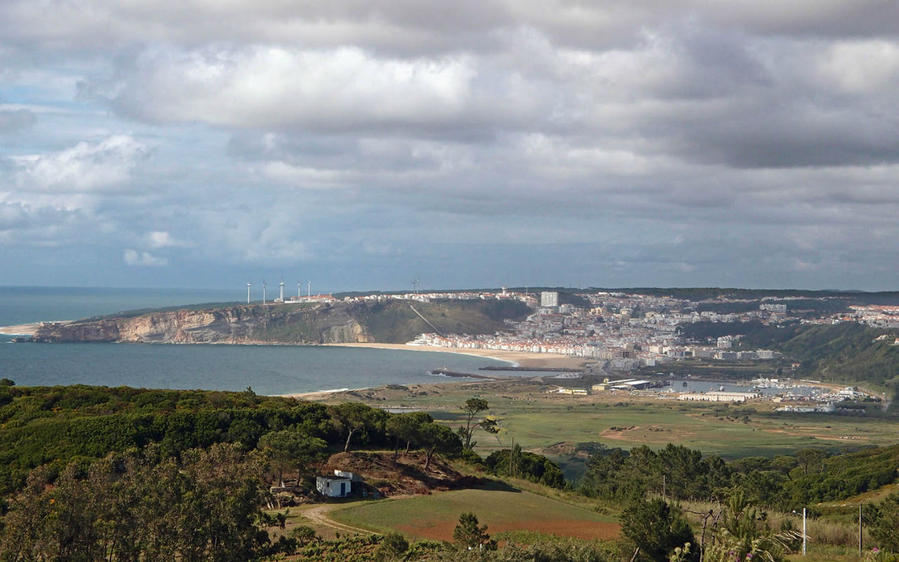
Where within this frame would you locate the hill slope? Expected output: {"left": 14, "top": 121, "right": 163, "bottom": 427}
{"left": 739, "top": 322, "right": 899, "bottom": 390}
{"left": 29, "top": 299, "right": 531, "bottom": 345}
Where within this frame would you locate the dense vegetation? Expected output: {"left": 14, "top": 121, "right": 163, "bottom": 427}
{"left": 484, "top": 445, "right": 566, "bottom": 488}
{"left": 740, "top": 322, "right": 899, "bottom": 391}
{"left": 0, "top": 386, "right": 332, "bottom": 496}
{"left": 0, "top": 384, "right": 483, "bottom": 559}
{"left": 581, "top": 444, "right": 729, "bottom": 502}
{"left": 2, "top": 383, "right": 899, "bottom": 560}
{"left": 581, "top": 442, "right": 899, "bottom": 511}
{"left": 0, "top": 384, "right": 470, "bottom": 497}
{"left": 677, "top": 320, "right": 899, "bottom": 397}
{"left": 730, "top": 445, "right": 899, "bottom": 508}
{"left": 0, "top": 443, "right": 287, "bottom": 561}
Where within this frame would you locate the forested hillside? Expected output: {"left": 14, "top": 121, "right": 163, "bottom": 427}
{"left": 679, "top": 320, "right": 899, "bottom": 394}
{"left": 581, "top": 442, "right": 899, "bottom": 510}
{"left": 740, "top": 323, "right": 899, "bottom": 390}
{"left": 3, "top": 382, "right": 899, "bottom": 560}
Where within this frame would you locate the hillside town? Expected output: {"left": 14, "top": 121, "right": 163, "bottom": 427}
{"left": 283, "top": 288, "right": 899, "bottom": 370}
{"left": 397, "top": 290, "right": 852, "bottom": 368}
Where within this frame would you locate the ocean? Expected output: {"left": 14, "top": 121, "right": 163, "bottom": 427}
{"left": 0, "top": 287, "right": 508, "bottom": 394}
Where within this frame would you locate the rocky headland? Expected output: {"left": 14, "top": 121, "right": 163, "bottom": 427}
{"left": 28, "top": 299, "right": 532, "bottom": 345}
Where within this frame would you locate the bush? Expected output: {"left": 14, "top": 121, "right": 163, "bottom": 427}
{"left": 870, "top": 493, "right": 899, "bottom": 552}
{"left": 453, "top": 512, "right": 497, "bottom": 551}
{"left": 375, "top": 532, "right": 409, "bottom": 560}
{"left": 484, "top": 446, "right": 565, "bottom": 488}
{"left": 291, "top": 525, "right": 317, "bottom": 545}
{"left": 621, "top": 498, "right": 698, "bottom": 562}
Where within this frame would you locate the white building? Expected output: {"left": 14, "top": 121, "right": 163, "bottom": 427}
{"left": 678, "top": 391, "right": 759, "bottom": 403}
{"left": 316, "top": 470, "right": 354, "bottom": 498}
{"left": 541, "top": 291, "right": 559, "bottom": 308}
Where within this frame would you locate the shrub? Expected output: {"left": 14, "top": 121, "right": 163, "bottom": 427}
{"left": 375, "top": 532, "right": 409, "bottom": 560}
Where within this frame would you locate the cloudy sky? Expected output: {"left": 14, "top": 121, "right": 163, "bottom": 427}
{"left": 1, "top": 1, "right": 897, "bottom": 292}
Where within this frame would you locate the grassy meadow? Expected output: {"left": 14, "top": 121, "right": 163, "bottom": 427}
{"left": 329, "top": 484, "right": 619, "bottom": 542}
{"left": 314, "top": 378, "right": 899, "bottom": 481}
{"left": 318, "top": 380, "right": 899, "bottom": 458}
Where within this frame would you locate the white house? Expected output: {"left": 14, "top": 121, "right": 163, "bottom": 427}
{"left": 316, "top": 475, "right": 352, "bottom": 498}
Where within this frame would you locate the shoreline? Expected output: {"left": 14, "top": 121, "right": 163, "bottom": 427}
{"left": 0, "top": 327, "right": 585, "bottom": 371}
{"left": 322, "top": 342, "right": 587, "bottom": 370}
{"left": 279, "top": 387, "right": 361, "bottom": 400}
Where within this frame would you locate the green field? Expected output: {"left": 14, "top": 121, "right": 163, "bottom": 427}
{"left": 487, "top": 402, "right": 897, "bottom": 456}
{"left": 317, "top": 380, "right": 899, "bottom": 482}
{"left": 330, "top": 484, "right": 619, "bottom": 542}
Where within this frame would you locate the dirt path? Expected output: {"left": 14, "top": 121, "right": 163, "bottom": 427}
{"left": 302, "top": 504, "right": 375, "bottom": 536}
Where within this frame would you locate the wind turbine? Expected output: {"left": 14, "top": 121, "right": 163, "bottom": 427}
{"left": 246, "top": 282, "right": 252, "bottom": 304}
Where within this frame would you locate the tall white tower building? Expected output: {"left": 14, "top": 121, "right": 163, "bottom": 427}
{"left": 540, "top": 291, "right": 559, "bottom": 308}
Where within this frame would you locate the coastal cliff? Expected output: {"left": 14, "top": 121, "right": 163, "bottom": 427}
{"left": 30, "top": 299, "right": 531, "bottom": 345}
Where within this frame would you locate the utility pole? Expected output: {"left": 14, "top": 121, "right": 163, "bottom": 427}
{"left": 802, "top": 508, "right": 807, "bottom": 556}
{"left": 858, "top": 504, "right": 863, "bottom": 557}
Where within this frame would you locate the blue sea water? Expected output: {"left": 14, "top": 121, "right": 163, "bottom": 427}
{"left": 0, "top": 287, "right": 508, "bottom": 394}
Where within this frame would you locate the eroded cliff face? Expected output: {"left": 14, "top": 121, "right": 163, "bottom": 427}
{"left": 29, "top": 298, "right": 530, "bottom": 345}
{"left": 30, "top": 304, "right": 373, "bottom": 345}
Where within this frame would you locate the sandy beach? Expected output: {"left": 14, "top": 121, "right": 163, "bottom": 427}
{"left": 323, "top": 342, "right": 587, "bottom": 370}
{"left": 0, "top": 323, "right": 43, "bottom": 336}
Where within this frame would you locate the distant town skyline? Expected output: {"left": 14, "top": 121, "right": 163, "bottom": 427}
{"left": 1, "top": 2, "right": 898, "bottom": 291}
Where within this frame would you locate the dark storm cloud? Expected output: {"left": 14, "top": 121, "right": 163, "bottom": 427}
{"left": 3, "top": 1, "right": 899, "bottom": 56}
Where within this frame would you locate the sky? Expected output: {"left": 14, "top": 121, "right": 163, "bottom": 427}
{"left": 1, "top": 1, "right": 897, "bottom": 292}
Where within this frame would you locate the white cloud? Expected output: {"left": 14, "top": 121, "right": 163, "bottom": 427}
{"left": 259, "top": 161, "right": 355, "bottom": 189}
{"left": 818, "top": 40, "right": 899, "bottom": 93}
{"left": 123, "top": 248, "right": 167, "bottom": 266}
{"left": 145, "top": 230, "right": 185, "bottom": 249}
{"left": 109, "top": 46, "right": 476, "bottom": 131}
{"left": 12, "top": 135, "right": 147, "bottom": 193}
